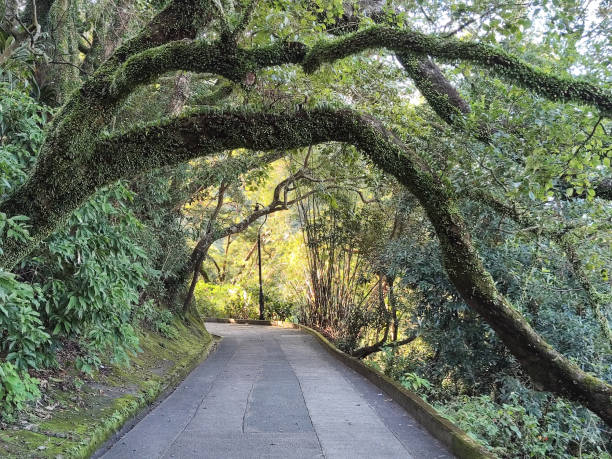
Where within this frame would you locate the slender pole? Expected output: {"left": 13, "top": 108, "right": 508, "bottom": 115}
{"left": 257, "top": 229, "right": 264, "bottom": 320}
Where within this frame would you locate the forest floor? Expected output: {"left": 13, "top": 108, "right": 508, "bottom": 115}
{"left": 0, "top": 314, "right": 213, "bottom": 459}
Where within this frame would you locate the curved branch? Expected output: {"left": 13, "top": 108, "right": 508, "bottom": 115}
{"left": 105, "top": 39, "right": 307, "bottom": 101}
{"left": 80, "top": 0, "right": 218, "bottom": 102}
{"left": 2, "top": 107, "right": 611, "bottom": 424}
{"left": 302, "top": 26, "right": 611, "bottom": 116}
{"left": 351, "top": 334, "right": 419, "bottom": 359}
{"left": 104, "top": 26, "right": 610, "bottom": 114}
{"left": 105, "top": 108, "right": 612, "bottom": 424}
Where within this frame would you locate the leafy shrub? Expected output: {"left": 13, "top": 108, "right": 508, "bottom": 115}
{"left": 1, "top": 83, "right": 190, "bottom": 383}
{"left": 438, "top": 394, "right": 610, "bottom": 458}
{"left": 399, "top": 372, "right": 432, "bottom": 393}
{"left": 0, "top": 85, "right": 53, "bottom": 371}
{"left": 0, "top": 215, "right": 52, "bottom": 370}
{"left": 134, "top": 300, "right": 178, "bottom": 339}
{"left": 194, "top": 282, "right": 258, "bottom": 319}
{"left": 32, "top": 184, "right": 155, "bottom": 372}
{"left": 253, "top": 285, "right": 294, "bottom": 320}
{"left": 0, "top": 271, "right": 51, "bottom": 370}
{"left": 0, "top": 83, "right": 51, "bottom": 199}
{"left": 0, "top": 362, "right": 40, "bottom": 420}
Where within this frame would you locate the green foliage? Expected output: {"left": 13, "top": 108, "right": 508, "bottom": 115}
{"left": 0, "top": 83, "right": 51, "bottom": 198}
{"left": 0, "top": 84, "right": 184, "bottom": 380}
{"left": 0, "top": 362, "right": 40, "bottom": 421}
{"left": 25, "top": 184, "right": 152, "bottom": 372}
{"left": 399, "top": 371, "right": 432, "bottom": 393}
{"left": 0, "top": 270, "right": 51, "bottom": 370}
{"left": 0, "top": 213, "right": 32, "bottom": 256}
{"left": 0, "top": 29, "right": 45, "bottom": 95}
{"left": 0, "top": 85, "right": 50, "bottom": 404}
{"left": 0, "top": 108, "right": 51, "bottom": 371}
{"left": 133, "top": 300, "right": 178, "bottom": 339}
{"left": 438, "top": 393, "right": 610, "bottom": 458}
{"left": 195, "top": 282, "right": 259, "bottom": 319}
{"left": 261, "top": 289, "right": 293, "bottom": 321}
{"left": 298, "top": 190, "right": 386, "bottom": 344}
{"left": 127, "top": 166, "right": 194, "bottom": 304}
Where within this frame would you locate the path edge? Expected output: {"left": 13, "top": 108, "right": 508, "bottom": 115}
{"left": 205, "top": 318, "right": 493, "bottom": 459}
{"left": 90, "top": 330, "right": 218, "bottom": 458}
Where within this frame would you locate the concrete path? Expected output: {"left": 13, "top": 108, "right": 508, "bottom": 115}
{"left": 101, "top": 323, "right": 453, "bottom": 459}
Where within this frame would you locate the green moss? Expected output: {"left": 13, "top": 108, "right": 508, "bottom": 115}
{"left": 0, "top": 429, "right": 74, "bottom": 458}
{"left": 0, "top": 317, "right": 213, "bottom": 458}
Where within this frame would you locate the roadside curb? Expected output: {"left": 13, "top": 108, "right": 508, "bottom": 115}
{"left": 205, "top": 318, "right": 493, "bottom": 459}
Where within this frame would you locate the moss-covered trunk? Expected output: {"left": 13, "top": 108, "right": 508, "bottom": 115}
{"left": 2, "top": 102, "right": 611, "bottom": 426}
{"left": 342, "top": 114, "right": 612, "bottom": 424}
{"left": 0, "top": 0, "right": 610, "bottom": 425}
{"left": 423, "top": 195, "right": 612, "bottom": 423}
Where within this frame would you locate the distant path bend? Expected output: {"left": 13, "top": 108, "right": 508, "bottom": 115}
{"left": 101, "top": 322, "right": 453, "bottom": 459}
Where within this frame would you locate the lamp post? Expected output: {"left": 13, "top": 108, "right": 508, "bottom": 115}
{"left": 256, "top": 204, "right": 265, "bottom": 320}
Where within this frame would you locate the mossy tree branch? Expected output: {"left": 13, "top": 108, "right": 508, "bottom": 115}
{"left": 102, "top": 39, "right": 307, "bottom": 103}
{"left": 98, "top": 25, "right": 610, "bottom": 112}
{"left": 3, "top": 106, "right": 610, "bottom": 423}
{"left": 302, "top": 26, "right": 611, "bottom": 116}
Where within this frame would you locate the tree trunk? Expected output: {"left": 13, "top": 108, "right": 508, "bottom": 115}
{"left": 388, "top": 276, "right": 398, "bottom": 342}
{"left": 182, "top": 240, "right": 213, "bottom": 313}
{"left": 351, "top": 334, "right": 418, "bottom": 359}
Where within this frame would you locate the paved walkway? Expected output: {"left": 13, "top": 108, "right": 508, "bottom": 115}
{"left": 101, "top": 323, "right": 453, "bottom": 459}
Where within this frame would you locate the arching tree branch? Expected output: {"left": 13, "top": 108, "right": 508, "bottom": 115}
{"left": 2, "top": 106, "right": 609, "bottom": 423}
{"left": 302, "top": 26, "right": 611, "bottom": 116}
{"left": 101, "top": 26, "right": 610, "bottom": 113}
{"left": 351, "top": 334, "right": 419, "bottom": 359}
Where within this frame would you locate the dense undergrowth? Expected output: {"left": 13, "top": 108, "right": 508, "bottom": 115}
{"left": 0, "top": 82, "right": 196, "bottom": 424}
